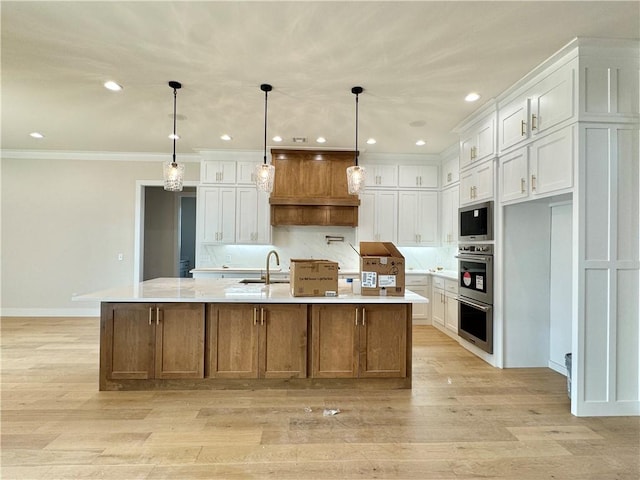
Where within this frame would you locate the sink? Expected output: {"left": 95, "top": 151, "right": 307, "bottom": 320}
{"left": 239, "top": 278, "right": 289, "bottom": 284}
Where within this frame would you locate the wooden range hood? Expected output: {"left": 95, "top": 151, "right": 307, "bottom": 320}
{"left": 269, "top": 149, "right": 360, "bottom": 227}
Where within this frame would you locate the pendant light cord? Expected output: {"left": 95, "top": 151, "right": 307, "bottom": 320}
{"left": 172, "top": 86, "right": 178, "bottom": 165}
{"left": 263, "top": 87, "right": 268, "bottom": 165}
{"left": 354, "top": 91, "right": 359, "bottom": 166}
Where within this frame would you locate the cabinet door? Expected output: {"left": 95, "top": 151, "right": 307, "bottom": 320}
{"left": 311, "top": 304, "right": 358, "bottom": 378}
{"left": 359, "top": 191, "right": 397, "bottom": 242}
{"left": 500, "top": 148, "right": 529, "bottom": 203}
{"left": 441, "top": 154, "right": 459, "bottom": 186}
{"left": 441, "top": 185, "right": 459, "bottom": 245}
{"left": 201, "top": 161, "right": 236, "bottom": 184}
{"left": 474, "top": 161, "right": 495, "bottom": 202}
{"left": 531, "top": 63, "right": 576, "bottom": 136}
{"left": 476, "top": 118, "right": 496, "bottom": 161}
{"left": 499, "top": 97, "right": 530, "bottom": 152}
{"left": 155, "top": 303, "right": 204, "bottom": 379}
{"left": 398, "top": 165, "right": 438, "bottom": 188}
{"left": 460, "top": 135, "right": 475, "bottom": 169}
{"left": 260, "top": 304, "right": 308, "bottom": 379}
{"left": 369, "top": 164, "right": 397, "bottom": 187}
{"left": 102, "top": 303, "right": 155, "bottom": 380}
{"left": 359, "top": 304, "right": 407, "bottom": 378}
{"left": 530, "top": 126, "right": 574, "bottom": 196}
{"left": 236, "top": 161, "right": 257, "bottom": 185}
{"left": 408, "top": 285, "right": 430, "bottom": 323}
{"left": 198, "top": 187, "right": 236, "bottom": 243}
{"left": 459, "top": 170, "right": 475, "bottom": 206}
{"left": 431, "top": 288, "right": 445, "bottom": 327}
{"left": 397, "top": 191, "right": 419, "bottom": 245}
{"left": 236, "top": 188, "right": 271, "bottom": 244}
{"left": 207, "top": 304, "right": 259, "bottom": 378}
{"left": 416, "top": 192, "right": 438, "bottom": 245}
{"left": 444, "top": 295, "right": 459, "bottom": 334}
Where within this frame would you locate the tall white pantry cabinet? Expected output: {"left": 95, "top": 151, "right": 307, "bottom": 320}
{"left": 460, "top": 38, "right": 638, "bottom": 417}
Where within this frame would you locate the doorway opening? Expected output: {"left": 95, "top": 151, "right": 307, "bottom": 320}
{"left": 134, "top": 182, "right": 197, "bottom": 282}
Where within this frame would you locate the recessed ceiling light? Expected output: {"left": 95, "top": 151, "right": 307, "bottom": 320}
{"left": 316, "top": 137, "right": 326, "bottom": 143}
{"left": 366, "top": 138, "right": 376, "bottom": 145}
{"left": 272, "top": 136, "right": 283, "bottom": 142}
{"left": 29, "top": 132, "right": 44, "bottom": 139}
{"left": 104, "top": 81, "right": 123, "bottom": 91}
{"left": 416, "top": 140, "right": 426, "bottom": 146}
{"left": 465, "top": 92, "right": 480, "bottom": 102}
{"left": 168, "top": 133, "right": 180, "bottom": 140}
{"left": 220, "top": 134, "right": 232, "bottom": 141}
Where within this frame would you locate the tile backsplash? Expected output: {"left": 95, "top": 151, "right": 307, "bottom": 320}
{"left": 199, "top": 226, "right": 457, "bottom": 272}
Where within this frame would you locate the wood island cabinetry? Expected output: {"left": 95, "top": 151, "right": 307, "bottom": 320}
{"left": 100, "top": 303, "right": 205, "bottom": 389}
{"left": 206, "top": 303, "right": 307, "bottom": 379}
{"left": 311, "top": 304, "right": 409, "bottom": 380}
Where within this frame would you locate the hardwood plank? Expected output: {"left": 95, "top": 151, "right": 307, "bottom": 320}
{"left": 1, "top": 317, "right": 638, "bottom": 480}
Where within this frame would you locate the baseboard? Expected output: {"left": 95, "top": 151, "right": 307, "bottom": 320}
{"left": 0, "top": 308, "right": 100, "bottom": 317}
{"left": 548, "top": 359, "right": 568, "bottom": 376}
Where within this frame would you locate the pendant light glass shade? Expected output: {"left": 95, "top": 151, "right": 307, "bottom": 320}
{"left": 255, "top": 163, "right": 275, "bottom": 192}
{"left": 347, "top": 86, "right": 366, "bottom": 195}
{"left": 163, "top": 81, "right": 184, "bottom": 192}
{"left": 256, "top": 83, "right": 275, "bottom": 193}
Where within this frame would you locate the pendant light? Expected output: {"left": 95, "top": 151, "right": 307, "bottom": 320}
{"left": 347, "top": 86, "right": 366, "bottom": 195}
{"left": 255, "top": 83, "right": 275, "bottom": 193}
{"left": 163, "top": 81, "right": 185, "bottom": 192}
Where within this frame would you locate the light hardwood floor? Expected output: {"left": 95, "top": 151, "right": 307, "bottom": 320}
{"left": 1, "top": 317, "right": 638, "bottom": 479}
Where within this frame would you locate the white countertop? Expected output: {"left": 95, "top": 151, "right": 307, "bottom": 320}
{"left": 191, "top": 267, "right": 457, "bottom": 280}
{"left": 73, "top": 278, "right": 428, "bottom": 304}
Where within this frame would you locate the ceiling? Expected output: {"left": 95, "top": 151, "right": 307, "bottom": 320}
{"left": 2, "top": 1, "right": 638, "bottom": 158}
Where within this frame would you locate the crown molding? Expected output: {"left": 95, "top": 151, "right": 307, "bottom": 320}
{"left": 0, "top": 149, "right": 202, "bottom": 162}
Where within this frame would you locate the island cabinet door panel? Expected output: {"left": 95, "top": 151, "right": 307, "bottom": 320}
{"left": 154, "top": 303, "right": 205, "bottom": 379}
{"left": 102, "top": 303, "right": 155, "bottom": 380}
{"left": 311, "top": 305, "right": 359, "bottom": 378}
{"left": 260, "top": 304, "right": 308, "bottom": 379}
{"left": 359, "top": 305, "right": 408, "bottom": 378}
{"left": 206, "top": 304, "right": 259, "bottom": 378}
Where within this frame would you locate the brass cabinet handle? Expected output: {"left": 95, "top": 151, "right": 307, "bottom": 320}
{"left": 521, "top": 178, "right": 526, "bottom": 193}
{"left": 156, "top": 307, "right": 160, "bottom": 325}
{"left": 531, "top": 174, "right": 537, "bottom": 192}
{"left": 362, "top": 307, "right": 366, "bottom": 326}
{"left": 354, "top": 308, "right": 359, "bottom": 326}
{"left": 531, "top": 114, "right": 537, "bottom": 130}
{"left": 148, "top": 307, "right": 153, "bottom": 326}
{"left": 521, "top": 119, "right": 526, "bottom": 136}
{"left": 260, "top": 308, "right": 265, "bottom": 326}
{"left": 253, "top": 307, "right": 258, "bottom": 325}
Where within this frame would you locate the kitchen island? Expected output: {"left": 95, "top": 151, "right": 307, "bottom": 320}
{"left": 75, "top": 278, "right": 426, "bottom": 391}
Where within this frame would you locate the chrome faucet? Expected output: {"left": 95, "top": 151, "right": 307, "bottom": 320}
{"left": 265, "top": 250, "right": 280, "bottom": 285}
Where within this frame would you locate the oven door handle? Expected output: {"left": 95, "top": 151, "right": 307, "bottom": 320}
{"left": 458, "top": 297, "right": 492, "bottom": 312}
{"left": 455, "top": 255, "right": 492, "bottom": 262}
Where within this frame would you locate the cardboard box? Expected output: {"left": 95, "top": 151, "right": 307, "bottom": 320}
{"left": 359, "top": 242, "right": 405, "bottom": 296}
{"left": 290, "top": 259, "right": 339, "bottom": 297}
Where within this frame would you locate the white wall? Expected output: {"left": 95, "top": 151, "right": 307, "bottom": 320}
{"left": 0, "top": 155, "right": 199, "bottom": 316}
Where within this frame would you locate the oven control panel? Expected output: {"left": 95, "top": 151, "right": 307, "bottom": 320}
{"left": 458, "top": 244, "right": 493, "bottom": 255}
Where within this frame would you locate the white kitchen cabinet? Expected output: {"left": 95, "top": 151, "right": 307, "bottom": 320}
{"left": 431, "top": 276, "right": 459, "bottom": 337}
{"left": 236, "top": 161, "right": 259, "bottom": 185}
{"left": 499, "top": 125, "right": 575, "bottom": 204}
{"left": 498, "top": 59, "right": 577, "bottom": 153}
{"left": 460, "top": 160, "right": 494, "bottom": 206}
{"left": 406, "top": 274, "right": 431, "bottom": 324}
{"left": 441, "top": 185, "right": 459, "bottom": 245}
{"left": 358, "top": 190, "right": 398, "bottom": 242}
{"left": 197, "top": 186, "right": 236, "bottom": 243}
{"left": 460, "top": 115, "right": 496, "bottom": 169}
{"left": 201, "top": 160, "right": 236, "bottom": 184}
{"left": 398, "top": 165, "right": 439, "bottom": 188}
{"left": 366, "top": 164, "right": 397, "bottom": 187}
{"left": 235, "top": 187, "right": 271, "bottom": 244}
{"left": 397, "top": 191, "right": 438, "bottom": 246}
{"left": 441, "top": 152, "right": 460, "bottom": 187}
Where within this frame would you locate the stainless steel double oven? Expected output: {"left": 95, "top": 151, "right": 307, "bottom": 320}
{"left": 456, "top": 244, "right": 494, "bottom": 353}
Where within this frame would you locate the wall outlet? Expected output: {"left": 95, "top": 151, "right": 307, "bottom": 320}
{"left": 225, "top": 255, "right": 232, "bottom": 263}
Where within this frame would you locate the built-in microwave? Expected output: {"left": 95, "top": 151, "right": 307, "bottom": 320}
{"left": 459, "top": 201, "right": 493, "bottom": 242}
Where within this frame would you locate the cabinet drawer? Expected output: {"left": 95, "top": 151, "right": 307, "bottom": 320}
{"left": 406, "top": 275, "right": 429, "bottom": 286}
{"left": 444, "top": 279, "right": 459, "bottom": 294}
